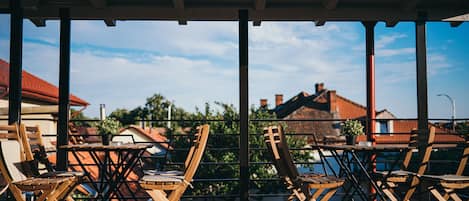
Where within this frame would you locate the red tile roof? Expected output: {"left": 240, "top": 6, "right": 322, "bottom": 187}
{"left": 335, "top": 95, "right": 367, "bottom": 119}
{"left": 48, "top": 151, "right": 147, "bottom": 198}
{"left": 0, "top": 59, "right": 88, "bottom": 106}
{"left": 121, "top": 125, "right": 172, "bottom": 150}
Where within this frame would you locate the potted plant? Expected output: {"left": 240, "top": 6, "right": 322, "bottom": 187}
{"left": 96, "top": 117, "right": 121, "bottom": 145}
{"left": 341, "top": 119, "right": 364, "bottom": 145}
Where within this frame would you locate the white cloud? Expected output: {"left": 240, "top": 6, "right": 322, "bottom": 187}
{"left": 0, "top": 17, "right": 466, "bottom": 119}
{"left": 377, "top": 48, "right": 415, "bottom": 57}
{"left": 376, "top": 34, "right": 407, "bottom": 49}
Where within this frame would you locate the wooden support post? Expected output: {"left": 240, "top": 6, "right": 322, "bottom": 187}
{"left": 8, "top": 0, "right": 23, "bottom": 125}
{"left": 415, "top": 15, "right": 429, "bottom": 162}
{"left": 239, "top": 9, "right": 249, "bottom": 201}
{"left": 363, "top": 21, "right": 377, "bottom": 143}
{"left": 57, "top": 8, "right": 71, "bottom": 171}
{"left": 363, "top": 20, "right": 377, "bottom": 199}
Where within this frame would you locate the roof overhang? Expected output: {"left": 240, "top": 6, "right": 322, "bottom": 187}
{"left": 0, "top": 0, "right": 467, "bottom": 27}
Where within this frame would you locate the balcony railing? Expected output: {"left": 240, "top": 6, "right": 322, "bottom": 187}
{"left": 2, "top": 117, "right": 468, "bottom": 200}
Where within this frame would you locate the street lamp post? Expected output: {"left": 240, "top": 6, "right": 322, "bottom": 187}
{"left": 437, "top": 94, "right": 456, "bottom": 131}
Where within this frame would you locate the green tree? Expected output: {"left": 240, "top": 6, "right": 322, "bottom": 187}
{"left": 170, "top": 102, "right": 312, "bottom": 199}
{"left": 70, "top": 108, "right": 94, "bottom": 127}
{"left": 109, "top": 93, "right": 190, "bottom": 129}
{"left": 109, "top": 108, "right": 135, "bottom": 126}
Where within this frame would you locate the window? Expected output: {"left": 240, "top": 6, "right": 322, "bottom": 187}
{"left": 376, "top": 120, "right": 393, "bottom": 134}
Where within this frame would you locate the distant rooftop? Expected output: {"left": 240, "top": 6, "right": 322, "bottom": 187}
{"left": 0, "top": 59, "right": 89, "bottom": 106}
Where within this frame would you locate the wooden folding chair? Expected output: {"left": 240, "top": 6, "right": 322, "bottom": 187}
{"left": 139, "top": 124, "right": 210, "bottom": 201}
{"left": 376, "top": 126, "right": 436, "bottom": 201}
{"left": 420, "top": 134, "right": 469, "bottom": 201}
{"left": 0, "top": 124, "right": 78, "bottom": 201}
{"left": 18, "top": 124, "right": 54, "bottom": 173}
{"left": 17, "top": 124, "right": 86, "bottom": 197}
{"left": 144, "top": 126, "right": 204, "bottom": 176}
{"left": 264, "top": 125, "right": 344, "bottom": 201}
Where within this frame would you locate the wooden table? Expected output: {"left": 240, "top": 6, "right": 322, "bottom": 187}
{"left": 312, "top": 144, "right": 413, "bottom": 201}
{"left": 61, "top": 143, "right": 152, "bottom": 200}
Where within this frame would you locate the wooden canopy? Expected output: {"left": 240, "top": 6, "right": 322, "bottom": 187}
{"left": 0, "top": 0, "right": 468, "bottom": 26}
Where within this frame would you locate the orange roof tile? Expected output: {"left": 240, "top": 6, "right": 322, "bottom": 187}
{"left": 121, "top": 125, "right": 172, "bottom": 150}
{"left": 335, "top": 95, "right": 367, "bottom": 119}
{"left": 48, "top": 151, "right": 147, "bottom": 198}
{"left": 0, "top": 59, "right": 88, "bottom": 106}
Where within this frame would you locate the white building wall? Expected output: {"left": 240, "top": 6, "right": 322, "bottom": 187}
{"left": 118, "top": 128, "right": 166, "bottom": 155}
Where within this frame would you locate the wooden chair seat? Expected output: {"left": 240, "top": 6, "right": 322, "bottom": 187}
{"left": 38, "top": 171, "right": 85, "bottom": 178}
{"left": 422, "top": 174, "right": 469, "bottom": 189}
{"left": 377, "top": 127, "right": 436, "bottom": 201}
{"left": 299, "top": 175, "right": 345, "bottom": 188}
{"left": 12, "top": 177, "right": 74, "bottom": 191}
{"left": 419, "top": 135, "right": 469, "bottom": 200}
{"left": 140, "top": 125, "right": 210, "bottom": 201}
{"left": 375, "top": 170, "right": 416, "bottom": 183}
{"left": 264, "top": 125, "right": 344, "bottom": 201}
{"left": 143, "top": 170, "right": 184, "bottom": 176}
{"left": 140, "top": 175, "right": 189, "bottom": 191}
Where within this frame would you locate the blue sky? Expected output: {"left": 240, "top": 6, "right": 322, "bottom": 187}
{"left": 0, "top": 15, "right": 468, "bottom": 119}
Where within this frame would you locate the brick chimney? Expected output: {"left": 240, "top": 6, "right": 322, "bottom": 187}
{"left": 315, "top": 82, "right": 325, "bottom": 94}
{"left": 275, "top": 94, "right": 283, "bottom": 106}
{"left": 327, "top": 90, "right": 337, "bottom": 113}
{"left": 260, "top": 99, "right": 268, "bottom": 107}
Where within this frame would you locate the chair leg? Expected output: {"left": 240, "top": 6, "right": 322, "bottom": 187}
{"left": 53, "top": 179, "right": 76, "bottom": 201}
{"left": 320, "top": 188, "right": 337, "bottom": 201}
{"left": 403, "top": 176, "right": 420, "bottom": 201}
{"left": 444, "top": 188, "right": 462, "bottom": 201}
{"left": 377, "top": 181, "right": 398, "bottom": 201}
{"left": 429, "top": 188, "right": 447, "bottom": 201}
{"left": 292, "top": 188, "right": 307, "bottom": 201}
{"left": 287, "top": 192, "right": 297, "bottom": 201}
{"left": 311, "top": 188, "right": 324, "bottom": 200}
{"left": 37, "top": 189, "right": 55, "bottom": 201}
{"left": 9, "top": 185, "right": 26, "bottom": 201}
{"left": 146, "top": 190, "right": 169, "bottom": 201}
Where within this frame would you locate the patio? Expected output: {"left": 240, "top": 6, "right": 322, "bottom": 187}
{"left": 0, "top": 0, "right": 468, "bottom": 200}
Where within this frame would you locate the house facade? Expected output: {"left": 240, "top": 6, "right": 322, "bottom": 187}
{"left": 267, "top": 82, "right": 459, "bottom": 144}
{"left": 0, "top": 59, "right": 88, "bottom": 150}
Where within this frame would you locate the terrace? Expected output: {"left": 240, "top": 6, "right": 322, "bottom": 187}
{"left": 0, "top": 0, "right": 468, "bottom": 200}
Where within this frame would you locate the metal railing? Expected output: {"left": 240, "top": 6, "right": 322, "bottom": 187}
{"left": 2, "top": 117, "right": 468, "bottom": 200}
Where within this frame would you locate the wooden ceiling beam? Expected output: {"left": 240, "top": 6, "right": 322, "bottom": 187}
{"left": 0, "top": 1, "right": 8, "bottom": 9}
{"left": 255, "top": 0, "right": 266, "bottom": 10}
{"left": 322, "top": 0, "right": 338, "bottom": 10}
{"left": 88, "top": 0, "right": 106, "bottom": 8}
{"left": 18, "top": 7, "right": 469, "bottom": 22}
{"left": 253, "top": 0, "right": 266, "bottom": 26}
{"left": 314, "top": 20, "right": 326, "bottom": 26}
{"left": 104, "top": 18, "right": 116, "bottom": 26}
{"left": 385, "top": 20, "right": 399, "bottom": 27}
{"left": 450, "top": 21, "right": 463, "bottom": 27}
{"left": 23, "top": 0, "right": 40, "bottom": 10}
{"left": 172, "top": 0, "right": 187, "bottom": 25}
{"left": 401, "top": 0, "right": 420, "bottom": 11}
{"left": 29, "top": 17, "right": 46, "bottom": 27}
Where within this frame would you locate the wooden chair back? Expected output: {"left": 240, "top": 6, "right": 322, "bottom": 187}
{"left": 403, "top": 126, "right": 436, "bottom": 200}
{"left": 0, "top": 124, "right": 25, "bottom": 161}
{"left": 184, "top": 126, "right": 204, "bottom": 169}
{"left": 455, "top": 135, "right": 469, "bottom": 176}
{"left": 0, "top": 140, "right": 29, "bottom": 200}
{"left": 401, "top": 129, "right": 419, "bottom": 170}
{"left": 167, "top": 124, "right": 210, "bottom": 201}
{"left": 264, "top": 125, "right": 300, "bottom": 186}
{"left": 415, "top": 126, "right": 436, "bottom": 176}
{"left": 18, "top": 124, "right": 55, "bottom": 173}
